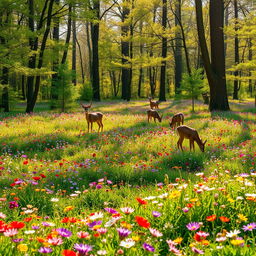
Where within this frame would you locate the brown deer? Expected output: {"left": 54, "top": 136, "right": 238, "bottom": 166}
{"left": 177, "top": 125, "right": 207, "bottom": 152}
{"left": 169, "top": 113, "right": 184, "bottom": 128}
{"left": 81, "top": 102, "right": 103, "bottom": 132}
{"left": 148, "top": 97, "right": 160, "bottom": 109}
{"left": 147, "top": 109, "right": 163, "bottom": 123}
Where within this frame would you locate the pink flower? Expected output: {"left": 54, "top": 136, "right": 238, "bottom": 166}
{"left": 4, "top": 228, "right": 18, "bottom": 237}
{"left": 48, "top": 237, "right": 63, "bottom": 246}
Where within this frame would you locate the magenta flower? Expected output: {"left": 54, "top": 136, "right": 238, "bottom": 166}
{"left": 117, "top": 228, "right": 132, "bottom": 238}
{"left": 242, "top": 223, "right": 256, "bottom": 231}
{"left": 191, "top": 247, "right": 204, "bottom": 254}
{"left": 143, "top": 243, "right": 155, "bottom": 252}
{"left": 9, "top": 201, "right": 19, "bottom": 209}
{"left": 152, "top": 211, "right": 161, "bottom": 217}
{"left": 186, "top": 222, "right": 200, "bottom": 231}
{"left": 55, "top": 228, "right": 72, "bottom": 237}
{"left": 12, "top": 238, "right": 24, "bottom": 243}
{"left": 104, "top": 208, "right": 118, "bottom": 214}
{"left": 74, "top": 243, "right": 93, "bottom": 255}
{"left": 87, "top": 220, "right": 102, "bottom": 229}
{"left": 38, "top": 247, "right": 53, "bottom": 253}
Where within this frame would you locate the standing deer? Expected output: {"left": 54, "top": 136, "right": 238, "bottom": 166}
{"left": 147, "top": 109, "right": 163, "bottom": 123}
{"left": 81, "top": 102, "right": 103, "bottom": 132}
{"left": 169, "top": 113, "right": 184, "bottom": 128}
{"left": 148, "top": 97, "right": 160, "bottom": 109}
{"left": 177, "top": 125, "right": 207, "bottom": 152}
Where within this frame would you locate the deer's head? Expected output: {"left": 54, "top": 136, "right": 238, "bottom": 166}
{"left": 199, "top": 140, "right": 207, "bottom": 152}
{"left": 81, "top": 102, "right": 92, "bottom": 112}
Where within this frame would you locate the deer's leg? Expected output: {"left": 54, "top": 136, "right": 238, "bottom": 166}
{"left": 189, "top": 139, "right": 192, "bottom": 151}
{"left": 180, "top": 137, "right": 184, "bottom": 151}
{"left": 97, "top": 121, "right": 101, "bottom": 132}
{"left": 91, "top": 122, "right": 93, "bottom": 132}
{"left": 192, "top": 141, "right": 195, "bottom": 151}
{"left": 154, "top": 118, "right": 156, "bottom": 123}
{"left": 87, "top": 121, "right": 90, "bottom": 132}
{"left": 100, "top": 120, "right": 103, "bottom": 132}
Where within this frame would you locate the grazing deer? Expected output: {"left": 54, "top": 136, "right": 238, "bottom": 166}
{"left": 177, "top": 125, "right": 207, "bottom": 152}
{"left": 81, "top": 102, "right": 103, "bottom": 132}
{"left": 148, "top": 97, "right": 160, "bottom": 109}
{"left": 147, "top": 109, "right": 163, "bottom": 123}
{"left": 169, "top": 113, "right": 184, "bottom": 128}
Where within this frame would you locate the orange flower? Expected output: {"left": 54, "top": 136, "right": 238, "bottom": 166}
{"left": 135, "top": 216, "right": 150, "bottom": 229}
{"left": 206, "top": 215, "right": 217, "bottom": 222}
{"left": 219, "top": 216, "right": 230, "bottom": 223}
{"left": 62, "top": 249, "right": 76, "bottom": 256}
{"left": 136, "top": 197, "right": 147, "bottom": 205}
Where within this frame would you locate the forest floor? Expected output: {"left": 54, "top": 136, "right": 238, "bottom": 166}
{"left": 0, "top": 99, "right": 255, "bottom": 255}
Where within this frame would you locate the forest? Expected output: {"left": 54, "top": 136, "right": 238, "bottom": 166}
{"left": 0, "top": 0, "right": 255, "bottom": 112}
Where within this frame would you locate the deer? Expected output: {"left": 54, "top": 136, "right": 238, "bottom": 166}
{"left": 148, "top": 97, "right": 160, "bottom": 109}
{"left": 81, "top": 102, "right": 103, "bottom": 132}
{"left": 169, "top": 113, "right": 184, "bottom": 129}
{"left": 147, "top": 109, "right": 163, "bottom": 123}
{"left": 176, "top": 125, "right": 207, "bottom": 152}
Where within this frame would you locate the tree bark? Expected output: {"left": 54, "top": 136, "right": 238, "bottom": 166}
{"left": 159, "top": 0, "right": 167, "bottom": 101}
{"left": 233, "top": 0, "right": 239, "bottom": 100}
{"left": 72, "top": 5, "right": 77, "bottom": 85}
{"left": 195, "top": 0, "right": 229, "bottom": 111}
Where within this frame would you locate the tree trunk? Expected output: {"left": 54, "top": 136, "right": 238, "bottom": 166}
{"left": 121, "top": 3, "right": 131, "bottom": 101}
{"left": 174, "top": 0, "right": 182, "bottom": 94}
{"left": 86, "top": 21, "right": 92, "bottom": 81}
{"left": 159, "top": 0, "right": 167, "bottom": 101}
{"left": 21, "top": 75, "right": 26, "bottom": 100}
{"left": 90, "top": 1, "right": 100, "bottom": 101}
{"left": 195, "top": 0, "right": 229, "bottom": 111}
{"left": 76, "top": 38, "right": 85, "bottom": 84}
{"left": 233, "top": 0, "right": 239, "bottom": 100}
{"left": 248, "top": 39, "right": 253, "bottom": 97}
{"left": 1, "top": 67, "right": 9, "bottom": 112}
{"left": 72, "top": 5, "right": 77, "bottom": 85}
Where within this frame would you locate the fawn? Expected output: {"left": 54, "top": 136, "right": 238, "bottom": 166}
{"left": 81, "top": 102, "right": 103, "bottom": 132}
{"left": 169, "top": 113, "right": 184, "bottom": 128}
{"left": 177, "top": 125, "right": 207, "bottom": 152}
{"left": 147, "top": 109, "right": 163, "bottom": 123}
{"left": 148, "top": 97, "right": 160, "bottom": 109}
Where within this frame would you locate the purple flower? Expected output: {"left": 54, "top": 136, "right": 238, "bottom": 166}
{"left": 74, "top": 243, "right": 93, "bottom": 255}
{"left": 152, "top": 211, "right": 161, "bottom": 217}
{"left": 12, "top": 238, "right": 24, "bottom": 243}
{"left": 104, "top": 208, "right": 118, "bottom": 214}
{"left": 38, "top": 247, "right": 53, "bottom": 253}
{"left": 87, "top": 220, "right": 102, "bottom": 229}
{"left": 143, "top": 243, "right": 155, "bottom": 252}
{"left": 55, "top": 228, "right": 72, "bottom": 237}
{"left": 186, "top": 222, "right": 200, "bottom": 231}
{"left": 191, "top": 247, "right": 204, "bottom": 254}
{"left": 242, "top": 223, "right": 256, "bottom": 232}
{"left": 96, "top": 184, "right": 102, "bottom": 189}
{"left": 107, "top": 180, "right": 112, "bottom": 184}
{"left": 9, "top": 201, "right": 19, "bottom": 209}
{"left": 32, "top": 225, "right": 40, "bottom": 230}
{"left": 117, "top": 228, "right": 132, "bottom": 238}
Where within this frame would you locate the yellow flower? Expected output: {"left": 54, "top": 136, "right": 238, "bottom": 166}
{"left": 237, "top": 214, "right": 248, "bottom": 222}
{"left": 35, "top": 189, "right": 40, "bottom": 192}
{"left": 17, "top": 244, "right": 28, "bottom": 252}
{"left": 190, "top": 198, "right": 199, "bottom": 203}
{"left": 231, "top": 239, "right": 245, "bottom": 246}
{"left": 132, "top": 236, "right": 140, "bottom": 241}
{"left": 92, "top": 225, "right": 101, "bottom": 230}
{"left": 227, "top": 197, "right": 235, "bottom": 203}
{"left": 201, "top": 240, "right": 210, "bottom": 246}
{"left": 121, "top": 221, "right": 132, "bottom": 229}
{"left": 173, "top": 237, "right": 183, "bottom": 244}
{"left": 169, "top": 190, "right": 181, "bottom": 199}
{"left": 64, "top": 206, "right": 74, "bottom": 212}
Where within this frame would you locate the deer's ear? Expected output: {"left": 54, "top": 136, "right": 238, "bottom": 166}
{"left": 204, "top": 140, "right": 207, "bottom": 145}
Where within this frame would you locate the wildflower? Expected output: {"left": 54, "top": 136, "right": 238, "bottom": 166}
{"left": 120, "top": 238, "right": 135, "bottom": 248}
{"left": 149, "top": 228, "right": 163, "bottom": 237}
{"left": 117, "top": 228, "right": 131, "bottom": 238}
{"left": 206, "top": 215, "right": 217, "bottom": 222}
{"left": 50, "top": 198, "right": 59, "bottom": 202}
{"left": 242, "top": 223, "right": 256, "bottom": 231}
{"left": 237, "top": 214, "right": 248, "bottom": 222}
{"left": 77, "top": 231, "right": 90, "bottom": 238}
{"left": 24, "top": 230, "right": 35, "bottom": 234}
{"left": 152, "top": 211, "right": 161, "bottom": 217}
{"left": 73, "top": 243, "right": 93, "bottom": 255}
{"left": 56, "top": 228, "right": 72, "bottom": 237}
{"left": 104, "top": 208, "right": 118, "bottom": 214}
{"left": 87, "top": 220, "right": 102, "bottom": 229}
{"left": 219, "top": 216, "right": 230, "bottom": 223}
{"left": 9, "top": 201, "right": 19, "bottom": 209}
{"left": 62, "top": 250, "right": 76, "bottom": 256}
{"left": 136, "top": 197, "right": 147, "bottom": 205}
{"left": 38, "top": 247, "right": 53, "bottom": 253}
{"left": 0, "top": 212, "right": 6, "bottom": 219}
{"left": 226, "top": 230, "right": 241, "bottom": 238}
{"left": 97, "top": 228, "right": 107, "bottom": 234}
{"left": 97, "top": 250, "right": 107, "bottom": 255}
{"left": 194, "top": 231, "right": 209, "bottom": 242}
{"left": 17, "top": 244, "right": 28, "bottom": 252}
{"left": 4, "top": 228, "right": 18, "bottom": 237}
{"left": 12, "top": 238, "right": 24, "bottom": 243}
{"left": 186, "top": 222, "right": 200, "bottom": 231}
{"left": 9, "top": 221, "right": 25, "bottom": 229}
{"left": 231, "top": 237, "right": 245, "bottom": 246}
{"left": 89, "top": 212, "right": 104, "bottom": 220}
{"left": 64, "top": 206, "right": 74, "bottom": 212}
{"left": 120, "top": 207, "right": 134, "bottom": 214}
{"left": 48, "top": 237, "right": 63, "bottom": 246}
{"left": 135, "top": 216, "right": 150, "bottom": 228}
{"left": 173, "top": 237, "right": 183, "bottom": 244}
{"left": 191, "top": 247, "right": 204, "bottom": 254}
{"left": 216, "top": 237, "right": 227, "bottom": 242}
{"left": 143, "top": 243, "right": 155, "bottom": 252}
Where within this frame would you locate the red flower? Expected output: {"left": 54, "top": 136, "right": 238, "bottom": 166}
{"left": 136, "top": 197, "right": 147, "bottom": 205}
{"left": 40, "top": 174, "right": 46, "bottom": 178}
{"left": 62, "top": 249, "right": 77, "bottom": 256}
{"left": 219, "top": 216, "right": 230, "bottom": 223}
{"left": 32, "top": 177, "right": 41, "bottom": 181}
{"left": 9, "top": 221, "right": 25, "bottom": 229}
{"left": 92, "top": 153, "right": 96, "bottom": 157}
{"left": 206, "top": 215, "right": 217, "bottom": 222}
{"left": 23, "top": 217, "right": 33, "bottom": 222}
{"left": 23, "top": 160, "right": 28, "bottom": 165}
{"left": 135, "top": 216, "right": 150, "bottom": 229}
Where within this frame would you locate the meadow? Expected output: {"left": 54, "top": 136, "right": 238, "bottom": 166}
{"left": 0, "top": 100, "right": 255, "bottom": 256}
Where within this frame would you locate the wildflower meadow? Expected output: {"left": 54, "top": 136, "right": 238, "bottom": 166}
{"left": 0, "top": 100, "right": 255, "bottom": 256}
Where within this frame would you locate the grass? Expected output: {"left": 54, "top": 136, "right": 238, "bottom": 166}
{"left": 0, "top": 100, "right": 255, "bottom": 255}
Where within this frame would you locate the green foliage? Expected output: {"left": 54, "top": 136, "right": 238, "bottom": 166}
{"left": 51, "top": 64, "right": 78, "bottom": 112}
{"left": 180, "top": 69, "right": 204, "bottom": 112}
{"left": 77, "top": 81, "right": 93, "bottom": 101}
